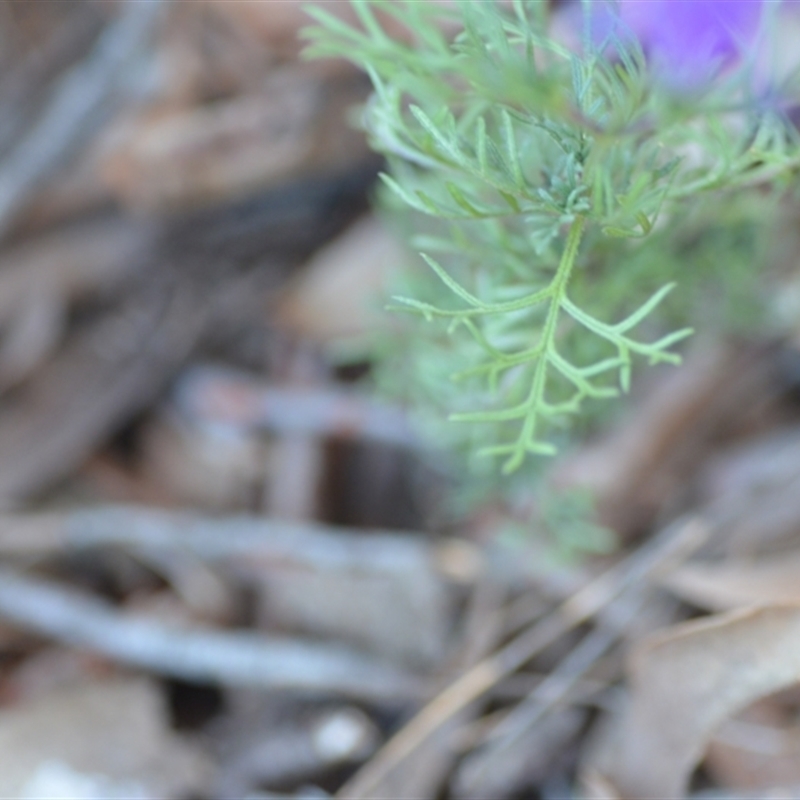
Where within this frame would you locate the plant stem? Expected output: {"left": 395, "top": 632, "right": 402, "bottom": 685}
{"left": 504, "top": 215, "right": 586, "bottom": 472}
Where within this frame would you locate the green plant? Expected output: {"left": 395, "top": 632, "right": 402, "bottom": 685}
{"left": 304, "top": 0, "right": 799, "bottom": 473}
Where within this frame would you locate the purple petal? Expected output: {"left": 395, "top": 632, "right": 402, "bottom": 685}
{"left": 591, "top": 0, "right": 766, "bottom": 88}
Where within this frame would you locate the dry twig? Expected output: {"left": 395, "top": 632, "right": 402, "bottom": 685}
{"left": 0, "top": 0, "right": 163, "bottom": 239}
{"left": 0, "top": 505, "right": 436, "bottom": 577}
{"left": 452, "top": 589, "right": 648, "bottom": 795}
{"left": 175, "top": 365, "right": 416, "bottom": 449}
{"left": 337, "top": 515, "right": 710, "bottom": 798}
{"left": 0, "top": 568, "right": 421, "bottom": 701}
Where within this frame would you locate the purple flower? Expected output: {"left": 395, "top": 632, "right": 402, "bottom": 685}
{"left": 592, "top": 0, "right": 767, "bottom": 89}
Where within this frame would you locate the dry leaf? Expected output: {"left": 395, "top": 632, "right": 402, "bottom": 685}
{"left": 695, "top": 427, "right": 800, "bottom": 556}
{"left": 598, "top": 606, "right": 800, "bottom": 799}
{"left": 139, "top": 408, "right": 266, "bottom": 510}
{"left": 102, "top": 76, "right": 316, "bottom": 212}
{"left": 0, "top": 676, "right": 208, "bottom": 799}
{"left": 276, "top": 215, "right": 407, "bottom": 347}
{"left": 203, "top": 0, "right": 459, "bottom": 60}
{"left": 552, "top": 342, "right": 780, "bottom": 536}
{"left": 201, "top": 0, "right": 353, "bottom": 59}
{"left": 256, "top": 553, "right": 451, "bottom": 668}
{"left": 663, "top": 554, "right": 800, "bottom": 611}
{"left": 699, "top": 427, "right": 800, "bottom": 507}
{"left": 705, "top": 692, "right": 800, "bottom": 790}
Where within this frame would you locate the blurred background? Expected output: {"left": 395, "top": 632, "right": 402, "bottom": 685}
{"left": 2, "top": 2, "right": 800, "bottom": 799}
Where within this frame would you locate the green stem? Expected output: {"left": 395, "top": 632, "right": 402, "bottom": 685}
{"left": 503, "top": 215, "right": 586, "bottom": 472}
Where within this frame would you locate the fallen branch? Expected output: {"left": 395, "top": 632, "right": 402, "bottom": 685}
{"left": 0, "top": 218, "right": 152, "bottom": 392}
{"left": 0, "top": 6, "right": 104, "bottom": 159}
{"left": 0, "top": 505, "right": 436, "bottom": 578}
{"left": 0, "top": 568, "right": 421, "bottom": 701}
{"left": 0, "top": 272, "right": 203, "bottom": 504}
{"left": 174, "top": 364, "right": 417, "bottom": 448}
{"left": 0, "top": 0, "right": 162, "bottom": 239}
{"left": 0, "top": 262, "right": 280, "bottom": 505}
